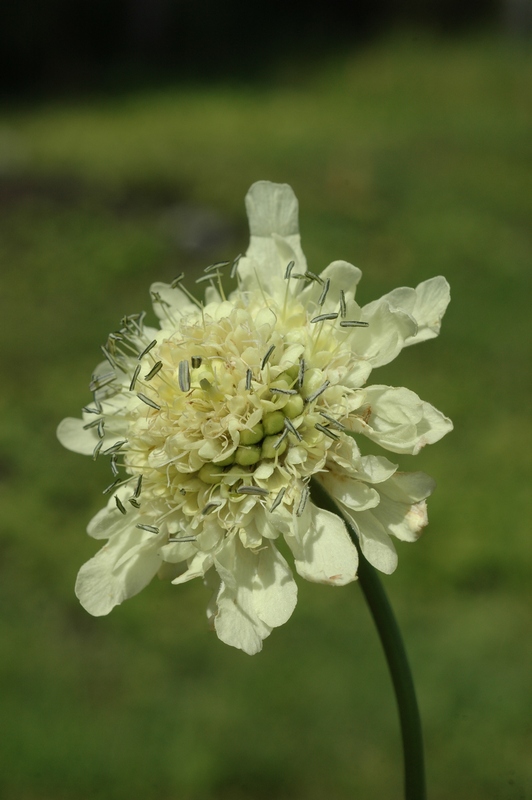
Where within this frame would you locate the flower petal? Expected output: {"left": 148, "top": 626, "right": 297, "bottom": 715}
{"left": 348, "top": 385, "right": 453, "bottom": 454}
{"left": 75, "top": 528, "right": 163, "bottom": 615}
{"left": 285, "top": 502, "right": 358, "bottom": 586}
{"left": 57, "top": 417, "right": 99, "bottom": 456}
{"left": 342, "top": 506, "right": 398, "bottom": 574}
{"left": 353, "top": 301, "right": 418, "bottom": 368}
{"left": 237, "top": 181, "right": 307, "bottom": 297}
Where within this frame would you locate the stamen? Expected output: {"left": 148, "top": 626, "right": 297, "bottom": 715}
{"left": 137, "top": 393, "right": 161, "bottom": 411}
{"left": 261, "top": 345, "right": 275, "bottom": 370}
{"left": 110, "top": 455, "right": 119, "bottom": 476}
{"left": 191, "top": 356, "right": 202, "bottom": 369}
{"left": 310, "top": 312, "right": 338, "bottom": 324}
{"left": 284, "top": 260, "right": 295, "bottom": 279}
{"left": 305, "top": 380, "right": 330, "bottom": 403}
{"left": 83, "top": 417, "right": 102, "bottom": 430}
{"left": 296, "top": 485, "right": 310, "bottom": 517}
{"left": 129, "top": 364, "right": 141, "bottom": 391}
{"left": 245, "top": 369, "right": 253, "bottom": 391}
{"left": 318, "top": 278, "right": 331, "bottom": 306}
{"left": 89, "top": 372, "right": 115, "bottom": 392}
{"left": 236, "top": 486, "right": 270, "bottom": 496}
{"left": 134, "top": 475, "right": 143, "bottom": 498}
{"left": 195, "top": 273, "right": 220, "bottom": 284}
{"left": 201, "top": 502, "right": 221, "bottom": 516}
{"left": 340, "top": 320, "right": 369, "bottom": 328}
{"left": 136, "top": 523, "right": 159, "bottom": 534}
{"left": 269, "top": 487, "right": 286, "bottom": 512}
{"left": 150, "top": 291, "right": 171, "bottom": 309}
{"left": 319, "top": 411, "right": 347, "bottom": 430}
{"left": 170, "top": 273, "right": 185, "bottom": 288}
{"left": 284, "top": 417, "right": 302, "bottom": 441}
{"left": 230, "top": 254, "right": 242, "bottom": 279}
{"left": 298, "top": 357, "right": 305, "bottom": 388}
{"left": 138, "top": 340, "right": 157, "bottom": 360}
{"left": 115, "top": 496, "right": 127, "bottom": 515}
{"left": 204, "top": 261, "right": 230, "bottom": 273}
{"left": 128, "top": 498, "right": 141, "bottom": 509}
{"left": 92, "top": 440, "right": 103, "bottom": 460}
{"left": 315, "top": 423, "right": 340, "bottom": 441}
{"left": 270, "top": 387, "right": 298, "bottom": 395}
{"left": 102, "top": 439, "right": 128, "bottom": 456}
{"left": 168, "top": 534, "right": 197, "bottom": 543}
{"left": 274, "top": 429, "right": 289, "bottom": 449}
{"left": 97, "top": 419, "right": 105, "bottom": 439}
{"left": 178, "top": 360, "right": 190, "bottom": 392}
{"left": 339, "top": 290, "right": 347, "bottom": 318}
{"left": 144, "top": 361, "right": 163, "bottom": 381}
{"left": 82, "top": 406, "right": 100, "bottom": 415}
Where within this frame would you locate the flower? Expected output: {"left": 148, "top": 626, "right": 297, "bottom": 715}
{"left": 57, "top": 181, "right": 452, "bottom": 654}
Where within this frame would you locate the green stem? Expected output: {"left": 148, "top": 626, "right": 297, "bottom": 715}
{"left": 311, "top": 481, "right": 426, "bottom": 800}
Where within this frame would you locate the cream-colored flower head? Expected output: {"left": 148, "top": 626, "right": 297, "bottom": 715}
{"left": 58, "top": 181, "right": 452, "bottom": 654}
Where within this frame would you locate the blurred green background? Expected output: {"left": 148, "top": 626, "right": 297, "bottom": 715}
{"left": 1, "top": 26, "right": 531, "bottom": 800}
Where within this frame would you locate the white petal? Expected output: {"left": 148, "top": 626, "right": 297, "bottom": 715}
{"left": 251, "top": 542, "right": 298, "bottom": 628}
{"left": 75, "top": 528, "right": 163, "bottom": 615}
{"left": 236, "top": 181, "right": 308, "bottom": 297}
{"left": 286, "top": 502, "right": 358, "bottom": 586}
{"left": 349, "top": 385, "right": 453, "bottom": 454}
{"left": 321, "top": 473, "right": 380, "bottom": 511}
{"left": 300, "top": 260, "right": 362, "bottom": 312}
{"left": 57, "top": 417, "right": 98, "bottom": 455}
{"left": 372, "top": 496, "right": 429, "bottom": 542}
{"left": 367, "top": 277, "right": 450, "bottom": 347}
{"left": 379, "top": 470, "right": 436, "bottom": 504}
{"left": 87, "top": 491, "right": 138, "bottom": 540}
{"left": 343, "top": 507, "right": 398, "bottom": 574}
{"left": 354, "top": 301, "right": 418, "bottom": 367}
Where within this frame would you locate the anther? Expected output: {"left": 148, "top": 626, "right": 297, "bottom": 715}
{"left": 168, "top": 534, "right": 197, "bottom": 543}
{"left": 318, "top": 278, "right": 331, "bottom": 307}
{"left": 195, "top": 273, "right": 220, "bottom": 284}
{"left": 339, "top": 290, "right": 347, "bottom": 318}
{"left": 340, "top": 320, "right": 369, "bottom": 328}
{"left": 298, "top": 357, "right": 305, "bottom": 388}
{"left": 236, "top": 486, "right": 270, "bottom": 496}
{"left": 82, "top": 406, "right": 100, "bottom": 415}
{"left": 274, "top": 429, "right": 289, "bottom": 449}
{"left": 134, "top": 475, "right": 143, "bottom": 498}
{"left": 319, "top": 411, "right": 347, "bottom": 430}
{"left": 170, "top": 273, "right": 185, "bottom": 288}
{"left": 284, "top": 417, "right": 302, "bottom": 441}
{"left": 270, "top": 387, "right": 298, "bottom": 395}
{"left": 296, "top": 485, "right": 310, "bottom": 517}
{"left": 284, "top": 260, "right": 295, "bottom": 279}
{"left": 150, "top": 291, "right": 170, "bottom": 308}
{"left": 191, "top": 356, "right": 202, "bottom": 369}
{"left": 144, "top": 361, "right": 163, "bottom": 381}
{"left": 137, "top": 393, "right": 161, "bottom": 411}
{"left": 129, "top": 364, "right": 141, "bottom": 392}
{"left": 110, "top": 455, "right": 119, "bottom": 476}
{"left": 269, "top": 487, "right": 286, "bottom": 512}
{"left": 102, "top": 439, "right": 128, "bottom": 456}
{"left": 92, "top": 440, "right": 103, "bottom": 460}
{"left": 83, "top": 417, "right": 102, "bottom": 430}
{"left": 261, "top": 345, "right": 275, "bottom": 370}
{"left": 89, "top": 372, "right": 115, "bottom": 392}
{"left": 97, "top": 419, "right": 105, "bottom": 439}
{"left": 305, "top": 380, "right": 330, "bottom": 403}
{"left": 178, "top": 360, "right": 190, "bottom": 392}
{"left": 115, "top": 496, "right": 127, "bottom": 515}
{"left": 128, "top": 498, "right": 141, "bottom": 509}
{"left": 230, "top": 254, "right": 242, "bottom": 279}
{"left": 315, "top": 423, "right": 340, "bottom": 441}
{"left": 201, "top": 502, "right": 221, "bottom": 516}
{"left": 204, "top": 260, "right": 230, "bottom": 273}
{"left": 136, "top": 523, "right": 159, "bottom": 534}
{"left": 245, "top": 368, "right": 253, "bottom": 390}
{"left": 138, "top": 340, "right": 157, "bottom": 360}
{"left": 310, "top": 312, "right": 338, "bottom": 324}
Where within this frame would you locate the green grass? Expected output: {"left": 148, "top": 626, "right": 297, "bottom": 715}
{"left": 1, "top": 33, "right": 531, "bottom": 799}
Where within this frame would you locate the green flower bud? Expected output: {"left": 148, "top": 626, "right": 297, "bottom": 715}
{"left": 240, "top": 423, "right": 264, "bottom": 445}
{"left": 235, "top": 445, "right": 261, "bottom": 466}
{"left": 198, "top": 463, "right": 225, "bottom": 484}
{"left": 283, "top": 394, "right": 304, "bottom": 419}
{"left": 261, "top": 434, "right": 288, "bottom": 459}
{"left": 263, "top": 411, "right": 285, "bottom": 435}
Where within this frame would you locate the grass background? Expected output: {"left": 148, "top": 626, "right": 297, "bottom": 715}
{"left": 0, "top": 33, "right": 531, "bottom": 799}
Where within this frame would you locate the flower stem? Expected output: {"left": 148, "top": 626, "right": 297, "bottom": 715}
{"left": 311, "top": 481, "right": 426, "bottom": 800}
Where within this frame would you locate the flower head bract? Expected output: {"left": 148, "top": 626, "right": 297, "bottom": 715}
{"left": 58, "top": 181, "right": 452, "bottom": 654}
